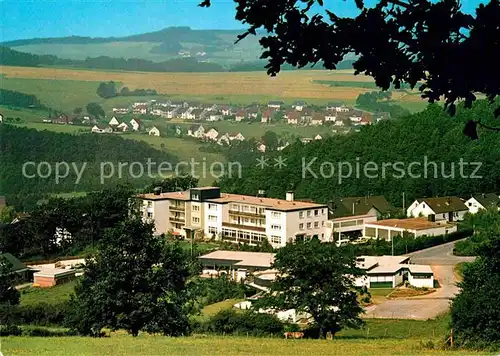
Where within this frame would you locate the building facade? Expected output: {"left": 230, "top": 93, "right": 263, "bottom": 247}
{"left": 138, "top": 187, "right": 328, "bottom": 248}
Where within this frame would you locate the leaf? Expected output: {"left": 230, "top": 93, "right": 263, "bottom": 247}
{"left": 463, "top": 120, "right": 478, "bottom": 140}
{"left": 494, "top": 107, "right": 500, "bottom": 118}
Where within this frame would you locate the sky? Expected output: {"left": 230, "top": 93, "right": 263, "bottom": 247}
{"left": 0, "top": 0, "right": 487, "bottom": 42}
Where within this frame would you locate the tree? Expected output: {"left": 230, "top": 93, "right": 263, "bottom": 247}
{"left": 96, "top": 81, "right": 117, "bottom": 99}
{"left": 73, "top": 107, "right": 83, "bottom": 115}
{"left": 67, "top": 218, "right": 191, "bottom": 337}
{"left": 261, "top": 131, "right": 279, "bottom": 151}
{"left": 85, "top": 102, "right": 105, "bottom": 119}
{"left": 0, "top": 257, "right": 21, "bottom": 306}
{"left": 450, "top": 216, "right": 500, "bottom": 346}
{"left": 200, "top": 0, "right": 500, "bottom": 136}
{"left": 0, "top": 206, "right": 16, "bottom": 224}
{"left": 254, "top": 239, "right": 364, "bottom": 338}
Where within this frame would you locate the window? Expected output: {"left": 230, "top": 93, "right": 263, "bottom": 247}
{"left": 147, "top": 201, "right": 152, "bottom": 208}
{"left": 307, "top": 222, "right": 312, "bottom": 229}
{"left": 314, "top": 209, "right": 319, "bottom": 216}
{"left": 192, "top": 205, "right": 200, "bottom": 211}
{"left": 242, "top": 205, "right": 249, "bottom": 212}
{"left": 231, "top": 204, "right": 239, "bottom": 211}
{"left": 259, "top": 208, "right": 265, "bottom": 215}
{"left": 192, "top": 217, "right": 200, "bottom": 224}
{"left": 244, "top": 217, "right": 250, "bottom": 223}
{"left": 208, "top": 203, "right": 217, "bottom": 210}
{"left": 192, "top": 193, "right": 200, "bottom": 201}
{"left": 307, "top": 210, "right": 311, "bottom": 217}
{"left": 314, "top": 221, "right": 319, "bottom": 228}
{"left": 271, "top": 224, "right": 282, "bottom": 231}
{"left": 321, "top": 221, "right": 325, "bottom": 227}
{"left": 208, "top": 215, "right": 217, "bottom": 221}
{"left": 208, "top": 226, "right": 218, "bottom": 235}
{"left": 270, "top": 236, "right": 281, "bottom": 245}
{"left": 299, "top": 211, "right": 304, "bottom": 219}
{"left": 299, "top": 223, "right": 304, "bottom": 230}
{"left": 272, "top": 211, "right": 281, "bottom": 218}
{"left": 147, "top": 212, "right": 153, "bottom": 218}
{"left": 322, "top": 208, "right": 326, "bottom": 215}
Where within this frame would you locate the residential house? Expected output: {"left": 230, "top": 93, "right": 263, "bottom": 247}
{"left": 109, "top": 117, "right": 120, "bottom": 126}
{"left": 183, "top": 108, "right": 196, "bottom": 120}
{"left": 137, "top": 187, "right": 328, "bottom": 248}
{"left": 174, "top": 125, "right": 182, "bottom": 136}
{"left": 219, "top": 105, "right": 231, "bottom": 116}
{"left": 133, "top": 105, "right": 148, "bottom": 115}
{"left": 257, "top": 142, "right": 266, "bottom": 153}
{"left": 286, "top": 112, "right": 299, "bottom": 125}
{"left": 130, "top": 118, "right": 141, "bottom": 131}
{"left": 292, "top": 101, "right": 307, "bottom": 111}
{"left": 277, "top": 142, "right": 289, "bottom": 151}
{"left": 187, "top": 124, "right": 205, "bottom": 138}
{"left": 329, "top": 196, "right": 393, "bottom": 218}
{"left": 91, "top": 125, "right": 113, "bottom": 134}
{"left": 191, "top": 108, "right": 206, "bottom": 121}
{"left": 132, "top": 101, "right": 148, "bottom": 108}
{"left": 376, "top": 112, "right": 391, "bottom": 122}
{"left": 324, "top": 112, "right": 337, "bottom": 123}
{"left": 334, "top": 118, "right": 346, "bottom": 127}
{"left": 267, "top": 101, "right": 284, "bottom": 109}
{"left": 176, "top": 107, "right": 189, "bottom": 119}
{"left": 151, "top": 107, "right": 168, "bottom": 117}
{"left": 229, "top": 132, "right": 245, "bottom": 142}
{"left": 217, "top": 133, "right": 231, "bottom": 145}
{"left": 207, "top": 111, "right": 223, "bottom": 122}
{"left": 166, "top": 106, "right": 181, "bottom": 119}
{"left": 112, "top": 107, "right": 129, "bottom": 114}
{"left": 299, "top": 108, "right": 314, "bottom": 124}
{"left": 55, "top": 114, "right": 71, "bottom": 124}
{"left": 116, "top": 122, "right": 129, "bottom": 132}
{"left": 235, "top": 110, "right": 247, "bottom": 122}
{"left": 359, "top": 116, "right": 372, "bottom": 126}
{"left": 314, "top": 134, "right": 323, "bottom": 140}
{"left": 148, "top": 126, "right": 161, "bottom": 136}
{"left": 406, "top": 196, "right": 468, "bottom": 222}
{"left": 247, "top": 106, "right": 260, "bottom": 119}
{"left": 311, "top": 112, "right": 325, "bottom": 125}
{"left": 261, "top": 110, "right": 273, "bottom": 123}
{"left": 464, "top": 193, "right": 500, "bottom": 214}
{"left": 349, "top": 111, "right": 363, "bottom": 124}
{"left": 325, "top": 214, "right": 378, "bottom": 242}
{"left": 301, "top": 138, "right": 313, "bottom": 144}
{"left": 204, "top": 128, "right": 220, "bottom": 141}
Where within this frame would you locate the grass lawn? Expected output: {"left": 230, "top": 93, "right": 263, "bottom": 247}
{"left": 19, "top": 280, "right": 78, "bottom": 306}
{"left": 0, "top": 334, "right": 481, "bottom": 356}
{"left": 0, "top": 105, "right": 48, "bottom": 122}
{"left": 16, "top": 122, "right": 89, "bottom": 134}
{"left": 198, "top": 298, "right": 244, "bottom": 321}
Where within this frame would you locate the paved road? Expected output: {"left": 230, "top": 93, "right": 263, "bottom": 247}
{"left": 363, "top": 239, "right": 475, "bottom": 320}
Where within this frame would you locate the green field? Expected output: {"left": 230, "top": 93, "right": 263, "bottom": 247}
{"left": 20, "top": 281, "right": 78, "bottom": 306}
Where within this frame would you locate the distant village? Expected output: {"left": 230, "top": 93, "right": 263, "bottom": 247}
{"left": 35, "top": 99, "right": 391, "bottom": 152}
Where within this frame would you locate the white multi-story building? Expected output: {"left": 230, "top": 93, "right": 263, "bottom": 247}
{"left": 138, "top": 187, "right": 328, "bottom": 248}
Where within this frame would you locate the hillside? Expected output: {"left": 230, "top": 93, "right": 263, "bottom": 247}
{"left": 0, "top": 124, "right": 177, "bottom": 209}
{"left": 217, "top": 102, "right": 500, "bottom": 206}
{"left": 2, "top": 27, "right": 264, "bottom": 66}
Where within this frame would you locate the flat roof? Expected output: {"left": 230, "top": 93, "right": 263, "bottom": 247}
{"left": 207, "top": 193, "right": 327, "bottom": 212}
{"left": 365, "top": 218, "right": 453, "bottom": 231}
{"left": 199, "top": 250, "right": 275, "bottom": 269}
{"left": 408, "top": 264, "right": 434, "bottom": 274}
{"left": 33, "top": 268, "right": 77, "bottom": 278}
{"left": 139, "top": 191, "right": 190, "bottom": 201}
{"left": 330, "top": 214, "right": 377, "bottom": 222}
{"left": 356, "top": 255, "right": 409, "bottom": 270}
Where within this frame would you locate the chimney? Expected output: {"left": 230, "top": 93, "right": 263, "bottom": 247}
{"left": 286, "top": 191, "right": 294, "bottom": 202}
{"left": 153, "top": 187, "right": 162, "bottom": 196}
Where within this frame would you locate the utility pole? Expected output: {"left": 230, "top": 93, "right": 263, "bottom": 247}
{"left": 402, "top": 192, "right": 406, "bottom": 213}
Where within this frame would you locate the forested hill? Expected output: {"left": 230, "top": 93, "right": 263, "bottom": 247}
{"left": 0, "top": 125, "right": 177, "bottom": 209}
{"left": 218, "top": 102, "right": 500, "bottom": 206}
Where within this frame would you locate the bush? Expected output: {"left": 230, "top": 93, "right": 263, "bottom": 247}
{"left": 0, "top": 302, "right": 69, "bottom": 326}
{"left": 197, "top": 309, "right": 286, "bottom": 336}
{"left": 0, "top": 324, "right": 22, "bottom": 336}
{"left": 22, "top": 326, "right": 76, "bottom": 337}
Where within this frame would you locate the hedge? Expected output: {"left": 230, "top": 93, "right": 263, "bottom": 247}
{"left": 0, "top": 302, "right": 69, "bottom": 326}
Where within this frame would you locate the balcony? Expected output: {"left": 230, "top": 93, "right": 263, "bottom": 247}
{"left": 228, "top": 209, "right": 265, "bottom": 218}
{"left": 169, "top": 216, "right": 185, "bottom": 223}
{"left": 170, "top": 205, "right": 185, "bottom": 212}
{"left": 222, "top": 222, "right": 265, "bottom": 233}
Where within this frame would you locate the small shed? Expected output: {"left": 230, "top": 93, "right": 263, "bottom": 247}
{"left": 33, "top": 268, "right": 77, "bottom": 288}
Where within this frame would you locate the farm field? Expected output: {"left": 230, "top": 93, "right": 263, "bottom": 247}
{"left": 0, "top": 65, "right": 429, "bottom": 112}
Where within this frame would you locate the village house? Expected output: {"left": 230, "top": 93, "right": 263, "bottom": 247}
{"left": 292, "top": 101, "right": 307, "bottom": 111}
{"left": 327, "top": 102, "right": 350, "bottom": 112}
{"left": 247, "top": 107, "right": 260, "bottom": 119}
{"left": 190, "top": 108, "right": 206, "bottom": 121}
{"left": 217, "top": 133, "right": 231, "bottom": 145}
{"left": 132, "top": 101, "right": 148, "bottom": 108}
{"left": 112, "top": 107, "right": 129, "bottom": 114}
{"left": 219, "top": 105, "right": 231, "bottom": 116}
{"left": 375, "top": 112, "right": 391, "bottom": 122}
{"left": 187, "top": 124, "right": 205, "bottom": 138}
{"left": 359, "top": 116, "right": 372, "bottom": 126}
{"left": 301, "top": 138, "right": 313, "bottom": 144}
{"left": 407, "top": 196, "right": 468, "bottom": 222}
{"left": 133, "top": 105, "right": 148, "bottom": 115}
{"left": 286, "top": 112, "right": 299, "bottom": 125}
{"left": 261, "top": 110, "right": 273, "bottom": 123}
{"left": 109, "top": 117, "right": 120, "bottom": 126}
{"left": 235, "top": 110, "right": 247, "bottom": 122}
{"left": 257, "top": 142, "right": 266, "bottom": 153}
{"left": 334, "top": 118, "right": 346, "bottom": 127}
{"left": 176, "top": 107, "right": 189, "bottom": 119}
{"left": 204, "top": 128, "right": 219, "bottom": 141}
{"left": 183, "top": 108, "right": 196, "bottom": 120}
{"left": 207, "top": 111, "right": 223, "bottom": 122}
{"left": 91, "top": 125, "right": 113, "bottom": 134}
{"left": 330, "top": 196, "right": 393, "bottom": 219}
{"left": 165, "top": 106, "right": 181, "bottom": 119}
{"left": 229, "top": 132, "right": 245, "bottom": 141}
{"left": 324, "top": 112, "right": 337, "bottom": 123}
{"left": 300, "top": 108, "right": 314, "bottom": 124}
{"left": 267, "top": 101, "right": 284, "bottom": 109}
{"left": 464, "top": 193, "right": 500, "bottom": 214}
{"left": 130, "top": 118, "right": 141, "bottom": 131}
{"left": 54, "top": 114, "right": 72, "bottom": 124}
{"left": 277, "top": 142, "right": 290, "bottom": 151}
{"left": 116, "top": 122, "right": 129, "bottom": 132}
{"left": 151, "top": 107, "right": 168, "bottom": 117}
{"left": 148, "top": 126, "right": 161, "bottom": 136}
{"left": 349, "top": 111, "right": 363, "bottom": 123}
{"left": 314, "top": 134, "right": 323, "bottom": 140}
{"left": 364, "top": 218, "right": 457, "bottom": 241}
{"left": 311, "top": 112, "right": 325, "bottom": 125}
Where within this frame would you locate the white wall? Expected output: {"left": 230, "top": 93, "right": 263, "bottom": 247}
{"left": 281, "top": 207, "right": 328, "bottom": 246}
{"left": 407, "top": 201, "right": 436, "bottom": 219}
{"left": 204, "top": 202, "right": 223, "bottom": 238}
{"left": 408, "top": 273, "right": 434, "bottom": 288}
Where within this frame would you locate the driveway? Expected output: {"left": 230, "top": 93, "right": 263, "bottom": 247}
{"left": 363, "top": 239, "right": 475, "bottom": 320}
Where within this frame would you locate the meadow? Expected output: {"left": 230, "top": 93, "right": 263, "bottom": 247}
{"left": 0, "top": 65, "right": 429, "bottom": 113}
